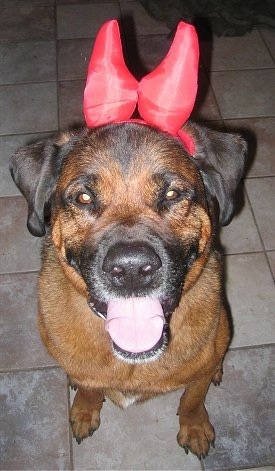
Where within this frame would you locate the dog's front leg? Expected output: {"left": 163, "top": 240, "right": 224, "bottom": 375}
{"left": 70, "top": 387, "right": 104, "bottom": 444}
{"left": 177, "top": 374, "right": 215, "bottom": 459}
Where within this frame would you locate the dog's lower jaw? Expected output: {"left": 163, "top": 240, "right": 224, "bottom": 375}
{"left": 87, "top": 298, "right": 170, "bottom": 363}
{"left": 111, "top": 327, "right": 169, "bottom": 364}
{"left": 87, "top": 295, "right": 174, "bottom": 363}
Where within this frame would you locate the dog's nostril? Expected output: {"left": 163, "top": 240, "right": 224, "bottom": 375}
{"left": 139, "top": 263, "right": 153, "bottom": 276}
{"left": 111, "top": 265, "right": 124, "bottom": 275}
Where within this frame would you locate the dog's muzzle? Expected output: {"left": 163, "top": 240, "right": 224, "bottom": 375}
{"left": 70, "top": 230, "right": 196, "bottom": 363}
{"left": 88, "top": 241, "right": 168, "bottom": 362}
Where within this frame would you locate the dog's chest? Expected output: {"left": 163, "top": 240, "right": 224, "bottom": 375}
{"left": 119, "top": 393, "right": 141, "bottom": 408}
{"left": 105, "top": 390, "right": 142, "bottom": 408}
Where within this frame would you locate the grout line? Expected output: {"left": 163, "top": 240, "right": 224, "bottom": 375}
{"left": 202, "top": 65, "right": 275, "bottom": 73}
{"left": 245, "top": 175, "right": 275, "bottom": 180}
{"left": 66, "top": 376, "right": 74, "bottom": 471}
{"left": 0, "top": 128, "right": 58, "bottom": 138}
{"left": 209, "top": 66, "right": 275, "bottom": 73}
{"left": 259, "top": 28, "right": 275, "bottom": 66}
{"left": 0, "top": 269, "right": 39, "bottom": 276}
{"left": 0, "top": 130, "right": 54, "bottom": 140}
{"left": 0, "top": 78, "right": 57, "bottom": 87}
{"left": 0, "top": 81, "right": 58, "bottom": 88}
{"left": 224, "top": 115, "right": 275, "bottom": 123}
{"left": 200, "top": 69, "right": 223, "bottom": 121}
{"left": 229, "top": 343, "right": 275, "bottom": 352}
{"left": 246, "top": 175, "right": 275, "bottom": 179}
{"left": 0, "top": 38, "right": 56, "bottom": 45}
{"left": 224, "top": 249, "right": 269, "bottom": 257}
{"left": 0, "top": 194, "right": 25, "bottom": 198}
{"left": 0, "top": 364, "right": 62, "bottom": 374}
{"left": 243, "top": 182, "right": 275, "bottom": 281}
{"left": 200, "top": 456, "right": 206, "bottom": 471}
{"left": 264, "top": 254, "right": 275, "bottom": 283}
{"left": 55, "top": 1, "right": 61, "bottom": 129}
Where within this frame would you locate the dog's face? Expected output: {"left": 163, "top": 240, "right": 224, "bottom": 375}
{"left": 51, "top": 124, "right": 211, "bottom": 361}
{"left": 10, "top": 122, "right": 247, "bottom": 362}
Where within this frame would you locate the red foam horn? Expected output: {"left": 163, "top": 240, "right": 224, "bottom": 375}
{"left": 138, "top": 22, "right": 199, "bottom": 135}
{"left": 83, "top": 20, "right": 199, "bottom": 154}
{"left": 83, "top": 20, "right": 138, "bottom": 127}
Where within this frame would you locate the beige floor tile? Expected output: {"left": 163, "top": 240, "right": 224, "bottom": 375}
{"left": 0, "top": 272, "right": 57, "bottom": 370}
{"left": 57, "top": 3, "right": 120, "bottom": 39}
{"left": 71, "top": 389, "right": 201, "bottom": 470}
{"left": 245, "top": 177, "right": 275, "bottom": 250}
{"left": 261, "top": 29, "right": 275, "bottom": 62}
{"left": 0, "top": 369, "right": 71, "bottom": 470}
{"left": 0, "top": 41, "right": 56, "bottom": 85}
{"left": 191, "top": 69, "right": 221, "bottom": 121}
{"left": 0, "top": 6, "right": 55, "bottom": 42}
{"left": 0, "top": 132, "right": 52, "bottom": 197}
{"left": 267, "top": 251, "right": 275, "bottom": 279}
{"left": 225, "top": 253, "right": 275, "bottom": 348}
{"left": 120, "top": 1, "right": 170, "bottom": 35}
{"left": 58, "top": 80, "right": 86, "bottom": 129}
{"left": 225, "top": 117, "right": 275, "bottom": 178}
{"left": 0, "top": 197, "right": 41, "bottom": 274}
{"left": 57, "top": 0, "right": 119, "bottom": 3}
{"left": 55, "top": 0, "right": 118, "bottom": 2}
{"left": 234, "top": 468, "right": 275, "bottom": 471}
{"left": 200, "top": 30, "right": 274, "bottom": 71}
{"left": 220, "top": 194, "right": 262, "bottom": 254}
{"left": 125, "top": 34, "right": 172, "bottom": 79}
{"left": 0, "top": 83, "right": 58, "bottom": 135}
{"left": 210, "top": 69, "right": 275, "bottom": 119}
{"left": 1, "top": 0, "right": 54, "bottom": 6}
{"left": 204, "top": 347, "right": 275, "bottom": 470}
{"left": 58, "top": 38, "right": 93, "bottom": 81}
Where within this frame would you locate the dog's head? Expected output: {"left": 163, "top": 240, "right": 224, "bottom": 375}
{"left": 10, "top": 122, "right": 246, "bottom": 362}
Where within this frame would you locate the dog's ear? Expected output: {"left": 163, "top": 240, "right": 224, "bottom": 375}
{"left": 189, "top": 123, "right": 247, "bottom": 226}
{"left": 10, "top": 129, "right": 85, "bottom": 237}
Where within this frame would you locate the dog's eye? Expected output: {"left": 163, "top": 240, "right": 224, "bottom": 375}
{"left": 165, "top": 189, "right": 180, "bottom": 201}
{"left": 77, "top": 192, "right": 92, "bottom": 204}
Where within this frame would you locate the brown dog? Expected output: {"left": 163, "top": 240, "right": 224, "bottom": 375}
{"left": 10, "top": 120, "right": 246, "bottom": 459}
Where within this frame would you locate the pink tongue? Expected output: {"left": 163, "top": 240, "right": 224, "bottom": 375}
{"left": 105, "top": 297, "right": 164, "bottom": 353}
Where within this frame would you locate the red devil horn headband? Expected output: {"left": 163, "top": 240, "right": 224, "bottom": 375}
{"left": 83, "top": 20, "right": 199, "bottom": 155}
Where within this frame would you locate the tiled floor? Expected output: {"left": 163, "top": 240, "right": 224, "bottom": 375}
{"left": 0, "top": 1, "right": 274, "bottom": 470}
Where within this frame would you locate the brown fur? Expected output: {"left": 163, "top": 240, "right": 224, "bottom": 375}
{"left": 10, "top": 121, "right": 247, "bottom": 459}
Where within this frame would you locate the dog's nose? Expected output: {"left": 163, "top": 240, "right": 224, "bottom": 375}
{"left": 102, "top": 242, "right": 162, "bottom": 290}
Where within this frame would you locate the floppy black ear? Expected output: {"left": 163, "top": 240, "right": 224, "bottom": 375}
{"left": 187, "top": 123, "right": 247, "bottom": 226}
{"left": 9, "top": 129, "right": 85, "bottom": 237}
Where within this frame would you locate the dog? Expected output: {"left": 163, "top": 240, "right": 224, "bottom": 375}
{"left": 10, "top": 120, "right": 247, "bottom": 459}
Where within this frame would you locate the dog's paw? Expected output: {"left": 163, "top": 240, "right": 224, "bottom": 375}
{"left": 70, "top": 388, "right": 104, "bottom": 443}
{"left": 177, "top": 414, "right": 215, "bottom": 459}
{"left": 70, "top": 408, "right": 101, "bottom": 444}
{"left": 68, "top": 378, "right": 78, "bottom": 391}
{"left": 211, "top": 365, "right": 223, "bottom": 386}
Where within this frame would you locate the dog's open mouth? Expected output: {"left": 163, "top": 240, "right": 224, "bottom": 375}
{"left": 88, "top": 296, "right": 170, "bottom": 363}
